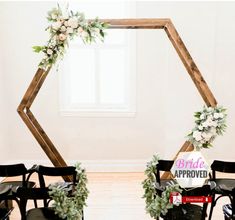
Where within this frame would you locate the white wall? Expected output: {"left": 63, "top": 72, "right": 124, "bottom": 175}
{"left": 0, "top": 1, "right": 235, "bottom": 169}
{"left": 0, "top": 26, "right": 8, "bottom": 162}
{"left": 0, "top": 53, "right": 7, "bottom": 162}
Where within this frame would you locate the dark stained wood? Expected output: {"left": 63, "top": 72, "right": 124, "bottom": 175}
{"left": 18, "top": 18, "right": 218, "bottom": 180}
{"left": 17, "top": 68, "right": 44, "bottom": 112}
{"left": 25, "top": 68, "right": 51, "bottom": 109}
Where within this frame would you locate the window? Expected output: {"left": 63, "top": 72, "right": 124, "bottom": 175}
{"left": 59, "top": 2, "right": 136, "bottom": 116}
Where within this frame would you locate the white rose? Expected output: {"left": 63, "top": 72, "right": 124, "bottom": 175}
{"left": 219, "top": 113, "right": 224, "bottom": 119}
{"left": 51, "top": 13, "right": 57, "bottom": 20}
{"left": 210, "top": 127, "right": 217, "bottom": 136}
{"left": 66, "top": 27, "right": 73, "bottom": 34}
{"left": 202, "top": 121, "right": 209, "bottom": 128}
{"left": 207, "top": 115, "right": 213, "bottom": 121}
{"left": 211, "top": 121, "right": 218, "bottom": 127}
{"left": 207, "top": 119, "right": 213, "bottom": 126}
{"left": 47, "top": 49, "right": 53, "bottom": 55}
{"left": 58, "top": 33, "right": 67, "bottom": 41}
{"left": 59, "top": 18, "right": 65, "bottom": 23}
{"left": 202, "top": 132, "right": 212, "bottom": 141}
{"left": 64, "top": 21, "right": 68, "bottom": 27}
{"left": 68, "top": 17, "right": 78, "bottom": 29}
{"left": 193, "top": 130, "right": 202, "bottom": 141}
{"left": 213, "top": 112, "right": 220, "bottom": 119}
{"left": 200, "top": 114, "right": 205, "bottom": 120}
{"left": 201, "top": 139, "right": 206, "bottom": 144}
{"left": 81, "top": 31, "right": 88, "bottom": 38}
{"left": 52, "top": 21, "right": 62, "bottom": 30}
{"left": 60, "top": 26, "right": 67, "bottom": 32}
{"left": 198, "top": 125, "right": 203, "bottom": 131}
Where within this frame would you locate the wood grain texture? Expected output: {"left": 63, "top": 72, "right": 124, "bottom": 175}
{"left": 17, "top": 19, "right": 217, "bottom": 180}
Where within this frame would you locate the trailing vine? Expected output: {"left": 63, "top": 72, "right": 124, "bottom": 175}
{"left": 48, "top": 163, "right": 89, "bottom": 220}
{"left": 142, "top": 155, "right": 182, "bottom": 219}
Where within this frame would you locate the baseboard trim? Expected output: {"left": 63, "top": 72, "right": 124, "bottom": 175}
{"left": 6, "top": 159, "right": 147, "bottom": 172}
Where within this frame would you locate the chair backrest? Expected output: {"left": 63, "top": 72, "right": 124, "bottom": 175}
{"left": 211, "top": 160, "right": 235, "bottom": 179}
{"left": 0, "top": 164, "right": 28, "bottom": 186}
{"left": 0, "top": 164, "right": 28, "bottom": 177}
{"left": 35, "top": 165, "right": 77, "bottom": 188}
{"left": 155, "top": 160, "right": 174, "bottom": 184}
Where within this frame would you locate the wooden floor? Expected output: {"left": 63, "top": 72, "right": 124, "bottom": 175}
{"left": 5, "top": 173, "right": 231, "bottom": 219}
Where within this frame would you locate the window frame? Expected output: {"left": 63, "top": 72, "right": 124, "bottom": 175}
{"left": 59, "top": 2, "right": 136, "bottom": 117}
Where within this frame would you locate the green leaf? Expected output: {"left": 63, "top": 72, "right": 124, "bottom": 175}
{"left": 32, "top": 46, "right": 44, "bottom": 53}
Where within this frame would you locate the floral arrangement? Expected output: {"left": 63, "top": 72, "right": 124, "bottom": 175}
{"left": 187, "top": 106, "right": 227, "bottom": 150}
{"left": 48, "top": 163, "right": 89, "bottom": 220}
{"left": 33, "top": 5, "right": 108, "bottom": 70}
{"left": 142, "top": 155, "right": 182, "bottom": 219}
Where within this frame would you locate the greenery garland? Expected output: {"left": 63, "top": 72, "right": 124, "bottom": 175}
{"left": 48, "top": 163, "right": 89, "bottom": 220}
{"left": 33, "top": 5, "right": 108, "bottom": 70}
{"left": 142, "top": 155, "right": 182, "bottom": 219}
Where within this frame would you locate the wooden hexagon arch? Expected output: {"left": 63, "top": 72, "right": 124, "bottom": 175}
{"left": 17, "top": 19, "right": 217, "bottom": 180}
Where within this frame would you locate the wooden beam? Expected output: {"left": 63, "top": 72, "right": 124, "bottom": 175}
{"left": 98, "top": 18, "right": 169, "bottom": 29}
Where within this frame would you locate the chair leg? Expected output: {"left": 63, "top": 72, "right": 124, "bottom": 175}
{"left": 208, "top": 194, "right": 215, "bottom": 220}
{"left": 201, "top": 203, "right": 208, "bottom": 220}
{"left": 33, "top": 199, "right": 38, "bottom": 208}
{"left": 232, "top": 196, "right": 235, "bottom": 220}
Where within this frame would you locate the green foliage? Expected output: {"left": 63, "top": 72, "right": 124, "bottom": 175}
{"left": 142, "top": 155, "right": 182, "bottom": 219}
{"left": 32, "top": 46, "right": 44, "bottom": 53}
{"left": 33, "top": 4, "right": 109, "bottom": 70}
{"left": 48, "top": 163, "right": 89, "bottom": 220}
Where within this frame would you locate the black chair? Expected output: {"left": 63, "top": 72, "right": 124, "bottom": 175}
{"left": 33, "top": 165, "right": 78, "bottom": 208}
{"left": 31, "top": 165, "right": 84, "bottom": 219}
{"left": 154, "top": 160, "right": 175, "bottom": 194}
{"left": 0, "top": 164, "right": 36, "bottom": 212}
{"left": 223, "top": 188, "right": 235, "bottom": 219}
{"left": 162, "top": 185, "right": 211, "bottom": 220}
{"left": 208, "top": 160, "right": 235, "bottom": 220}
{"left": 16, "top": 187, "right": 63, "bottom": 220}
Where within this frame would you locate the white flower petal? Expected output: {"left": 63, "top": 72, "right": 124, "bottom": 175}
{"left": 52, "top": 21, "right": 62, "bottom": 30}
